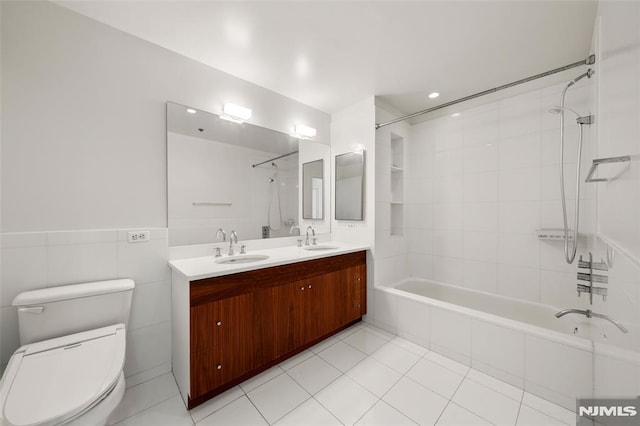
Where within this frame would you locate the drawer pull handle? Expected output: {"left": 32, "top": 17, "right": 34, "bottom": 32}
{"left": 308, "top": 285, "right": 312, "bottom": 289}
{"left": 217, "top": 364, "right": 222, "bottom": 370}
{"left": 216, "top": 321, "right": 222, "bottom": 326}
{"left": 300, "top": 286, "right": 305, "bottom": 291}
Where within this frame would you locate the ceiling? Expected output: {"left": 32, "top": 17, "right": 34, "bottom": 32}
{"left": 55, "top": 1, "right": 598, "bottom": 116}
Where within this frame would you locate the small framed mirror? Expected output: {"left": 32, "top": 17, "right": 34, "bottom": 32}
{"left": 302, "top": 159, "right": 324, "bottom": 220}
{"left": 335, "top": 151, "right": 365, "bottom": 221}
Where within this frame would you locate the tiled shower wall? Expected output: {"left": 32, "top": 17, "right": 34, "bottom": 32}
{"left": 402, "top": 83, "right": 596, "bottom": 310}
{"left": 0, "top": 228, "right": 170, "bottom": 385}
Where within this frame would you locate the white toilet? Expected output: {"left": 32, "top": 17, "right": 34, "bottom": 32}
{"left": 0, "top": 279, "right": 135, "bottom": 426}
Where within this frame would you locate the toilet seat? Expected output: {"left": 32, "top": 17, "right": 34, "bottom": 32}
{"left": 0, "top": 324, "right": 126, "bottom": 426}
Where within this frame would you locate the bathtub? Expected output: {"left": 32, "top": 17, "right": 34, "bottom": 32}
{"left": 374, "top": 278, "right": 640, "bottom": 411}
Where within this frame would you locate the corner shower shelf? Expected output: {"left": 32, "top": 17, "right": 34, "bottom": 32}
{"left": 585, "top": 155, "right": 631, "bottom": 183}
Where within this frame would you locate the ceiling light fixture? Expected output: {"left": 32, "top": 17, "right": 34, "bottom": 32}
{"left": 186, "top": 108, "right": 197, "bottom": 114}
{"left": 293, "top": 124, "right": 317, "bottom": 139}
{"left": 221, "top": 103, "right": 252, "bottom": 123}
{"left": 428, "top": 92, "right": 440, "bottom": 99}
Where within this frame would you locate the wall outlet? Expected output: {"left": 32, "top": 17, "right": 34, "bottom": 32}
{"left": 128, "top": 230, "right": 150, "bottom": 243}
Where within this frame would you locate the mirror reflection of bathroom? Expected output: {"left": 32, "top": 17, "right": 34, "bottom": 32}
{"left": 302, "top": 159, "right": 324, "bottom": 220}
{"left": 335, "top": 151, "right": 365, "bottom": 221}
{"left": 166, "top": 102, "right": 329, "bottom": 246}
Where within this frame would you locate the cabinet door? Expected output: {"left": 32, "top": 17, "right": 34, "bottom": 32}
{"left": 190, "top": 293, "right": 260, "bottom": 399}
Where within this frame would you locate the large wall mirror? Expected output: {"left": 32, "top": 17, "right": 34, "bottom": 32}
{"left": 335, "top": 151, "right": 365, "bottom": 221}
{"left": 167, "top": 102, "right": 330, "bottom": 246}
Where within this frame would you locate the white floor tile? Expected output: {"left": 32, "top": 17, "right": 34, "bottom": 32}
{"left": 279, "top": 350, "right": 315, "bottom": 371}
{"left": 109, "top": 373, "right": 178, "bottom": 424}
{"left": 317, "top": 341, "right": 367, "bottom": 372}
{"left": 315, "top": 375, "right": 378, "bottom": 425}
{"left": 361, "top": 324, "right": 395, "bottom": 341}
{"left": 189, "top": 386, "right": 243, "bottom": 423}
{"left": 196, "top": 396, "right": 267, "bottom": 426}
{"left": 333, "top": 322, "right": 366, "bottom": 340}
{"left": 516, "top": 405, "right": 567, "bottom": 425}
{"left": 115, "top": 396, "right": 192, "bottom": 426}
{"left": 452, "top": 379, "right": 520, "bottom": 425}
{"left": 287, "top": 355, "right": 342, "bottom": 394}
{"left": 247, "top": 373, "right": 310, "bottom": 424}
{"left": 310, "top": 336, "right": 341, "bottom": 354}
{"left": 521, "top": 392, "right": 575, "bottom": 425}
{"left": 355, "top": 401, "right": 418, "bottom": 426}
{"left": 388, "top": 336, "right": 428, "bottom": 356}
{"left": 343, "top": 329, "right": 388, "bottom": 354}
{"left": 383, "top": 377, "right": 449, "bottom": 426}
{"left": 406, "top": 358, "right": 465, "bottom": 399}
{"left": 346, "top": 357, "right": 402, "bottom": 397}
{"left": 436, "top": 402, "right": 492, "bottom": 426}
{"left": 424, "top": 350, "right": 470, "bottom": 376}
{"left": 371, "top": 341, "right": 421, "bottom": 374}
{"left": 239, "top": 366, "right": 283, "bottom": 393}
{"left": 467, "top": 368, "right": 523, "bottom": 401}
{"left": 274, "top": 398, "right": 342, "bottom": 426}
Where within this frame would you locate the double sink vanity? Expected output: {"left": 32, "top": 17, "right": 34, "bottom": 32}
{"left": 169, "top": 242, "right": 369, "bottom": 408}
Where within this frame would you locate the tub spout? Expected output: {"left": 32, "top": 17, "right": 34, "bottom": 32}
{"left": 554, "top": 308, "right": 628, "bottom": 334}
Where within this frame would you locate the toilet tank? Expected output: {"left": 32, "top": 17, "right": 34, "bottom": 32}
{"left": 12, "top": 279, "right": 135, "bottom": 345}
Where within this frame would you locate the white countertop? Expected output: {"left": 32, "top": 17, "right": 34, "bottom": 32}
{"left": 168, "top": 241, "right": 370, "bottom": 281}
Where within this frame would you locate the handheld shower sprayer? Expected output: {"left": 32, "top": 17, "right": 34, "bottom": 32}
{"left": 551, "top": 68, "right": 594, "bottom": 264}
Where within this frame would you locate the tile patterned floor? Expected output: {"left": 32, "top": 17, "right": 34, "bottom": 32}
{"left": 109, "top": 323, "right": 576, "bottom": 426}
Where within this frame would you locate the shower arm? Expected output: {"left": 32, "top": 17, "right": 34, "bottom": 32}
{"left": 555, "top": 308, "right": 628, "bottom": 334}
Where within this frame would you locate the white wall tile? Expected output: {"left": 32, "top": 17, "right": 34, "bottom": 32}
{"left": 462, "top": 232, "right": 497, "bottom": 263}
{"left": 430, "top": 307, "right": 471, "bottom": 364}
{"left": 462, "top": 260, "right": 498, "bottom": 293}
{"left": 471, "top": 320, "right": 524, "bottom": 383}
{"left": 498, "top": 264, "right": 540, "bottom": 303}
{"left": 125, "top": 321, "right": 172, "bottom": 377}
{"left": 1, "top": 246, "right": 47, "bottom": 306}
{"left": 498, "top": 202, "right": 540, "bottom": 234}
{"left": 0, "top": 307, "right": 19, "bottom": 366}
{"left": 396, "top": 297, "right": 430, "bottom": 347}
{"left": 525, "top": 335, "right": 593, "bottom": 408}
{"left": 499, "top": 168, "right": 540, "bottom": 201}
{"left": 462, "top": 202, "right": 498, "bottom": 232}
{"left": 433, "top": 256, "right": 462, "bottom": 286}
{"left": 499, "top": 133, "right": 541, "bottom": 170}
{"left": 463, "top": 171, "right": 498, "bottom": 202}
{"left": 498, "top": 233, "right": 540, "bottom": 268}
{"left": 118, "top": 239, "right": 170, "bottom": 285}
{"left": 374, "top": 289, "right": 397, "bottom": 333}
{"left": 433, "top": 230, "right": 462, "bottom": 258}
{"left": 539, "top": 270, "right": 581, "bottom": 308}
{"left": 407, "top": 253, "right": 433, "bottom": 279}
{"left": 463, "top": 143, "right": 498, "bottom": 174}
{"left": 433, "top": 203, "right": 462, "bottom": 231}
{"left": 129, "top": 281, "right": 171, "bottom": 331}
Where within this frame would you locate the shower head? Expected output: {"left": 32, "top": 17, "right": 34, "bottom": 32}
{"left": 549, "top": 105, "right": 581, "bottom": 117}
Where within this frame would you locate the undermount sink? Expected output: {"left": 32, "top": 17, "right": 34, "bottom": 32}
{"left": 215, "top": 254, "right": 269, "bottom": 264}
{"left": 303, "top": 245, "right": 339, "bottom": 251}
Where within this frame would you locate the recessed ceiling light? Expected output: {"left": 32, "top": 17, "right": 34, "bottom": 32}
{"left": 186, "top": 108, "right": 197, "bottom": 114}
{"left": 428, "top": 92, "right": 440, "bottom": 99}
{"left": 451, "top": 113, "right": 461, "bottom": 118}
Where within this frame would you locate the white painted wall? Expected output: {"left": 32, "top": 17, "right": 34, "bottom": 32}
{"left": 1, "top": 1, "right": 330, "bottom": 232}
{"left": 0, "top": 0, "right": 329, "bottom": 384}
{"left": 330, "top": 96, "right": 376, "bottom": 246}
{"left": 590, "top": 0, "right": 640, "bottom": 399}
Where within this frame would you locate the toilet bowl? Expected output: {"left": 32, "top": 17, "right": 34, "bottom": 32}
{"left": 0, "top": 279, "right": 134, "bottom": 426}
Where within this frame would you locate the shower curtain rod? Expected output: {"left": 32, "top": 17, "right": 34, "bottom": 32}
{"left": 251, "top": 150, "right": 299, "bottom": 168}
{"left": 375, "top": 54, "right": 596, "bottom": 130}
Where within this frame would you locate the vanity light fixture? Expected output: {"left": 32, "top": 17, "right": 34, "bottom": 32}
{"left": 428, "top": 92, "right": 440, "bottom": 99}
{"left": 186, "top": 108, "right": 197, "bottom": 114}
{"left": 221, "top": 103, "right": 252, "bottom": 123}
{"left": 293, "top": 124, "right": 317, "bottom": 139}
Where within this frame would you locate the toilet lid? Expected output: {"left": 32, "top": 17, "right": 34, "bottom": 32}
{"left": 1, "top": 325, "right": 126, "bottom": 426}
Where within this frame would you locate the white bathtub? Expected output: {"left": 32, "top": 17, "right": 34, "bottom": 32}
{"left": 374, "top": 278, "right": 636, "bottom": 410}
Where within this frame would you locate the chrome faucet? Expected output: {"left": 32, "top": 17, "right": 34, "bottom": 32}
{"left": 305, "top": 226, "right": 316, "bottom": 246}
{"left": 555, "top": 308, "right": 628, "bottom": 334}
{"left": 228, "top": 231, "right": 238, "bottom": 256}
{"left": 289, "top": 225, "right": 301, "bottom": 236}
{"left": 215, "top": 228, "right": 226, "bottom": 257}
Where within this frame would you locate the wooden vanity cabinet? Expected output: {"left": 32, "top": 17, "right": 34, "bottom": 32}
{"left": 186, "top": 251, "right": 366, "bottom": 408}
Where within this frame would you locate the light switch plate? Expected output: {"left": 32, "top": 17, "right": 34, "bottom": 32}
{"left": 128, "top": 231, "right": 150, "bottom": 243}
